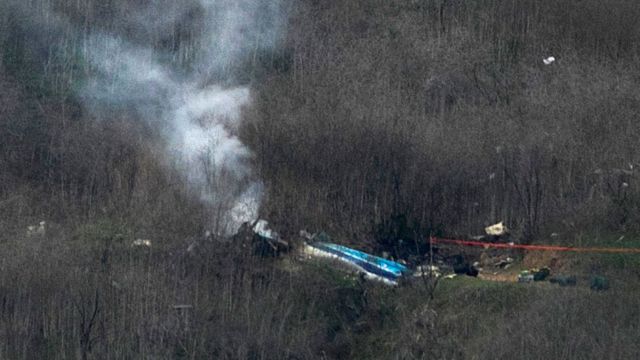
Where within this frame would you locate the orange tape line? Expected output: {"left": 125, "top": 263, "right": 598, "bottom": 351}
{"left": 430, "top": 237, "right": 640, "bottom": 254}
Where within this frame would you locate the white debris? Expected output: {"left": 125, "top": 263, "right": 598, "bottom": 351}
{"left": 518, "top": 274, "right": 535, "bottom": 283}
{"left": 26, "top": 221, "right": 46, "bottom": 237}
{"left": 132, "top": 239, "right": 152, "bottom": 247}
{"left": 543, "top": 56, "right": 555, "bottom": 65}
{"left": 299, "top": 230, "right": 313, "bottom": 240}
{"left": 485, "top": 221, "right": 508, "bottom": 236}
{"left": 253, "top": 220, "right": 278, "bottom": 240}
{"left": 414, "top": 265, "right": 441, "bottom": 278}
{"left": 494, "top": 257, "right": 514, "bottom": 268}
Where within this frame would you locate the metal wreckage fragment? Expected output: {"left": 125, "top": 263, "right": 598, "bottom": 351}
{"left": 247, "top": 221, "right": 451, "bottom": 285}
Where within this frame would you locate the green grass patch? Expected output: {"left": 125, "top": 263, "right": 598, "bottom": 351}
{"left": 434, "top": 276, "right": 529, "bottom": 312}
{"left": 563, "top": 233, "right": 640, "bottom": 272}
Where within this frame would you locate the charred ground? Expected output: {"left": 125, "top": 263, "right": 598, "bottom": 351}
{"left": 2, "top": 0, "right": 640, "bottom": 359}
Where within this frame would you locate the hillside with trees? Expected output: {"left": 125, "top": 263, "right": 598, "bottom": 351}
{"left": 1, "top": 0, "right": 640, "bottom": 358}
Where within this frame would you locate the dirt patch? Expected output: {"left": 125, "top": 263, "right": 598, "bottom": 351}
{"left": 478, "top": 272, "right": 518, "bottom": 282}
{"left": 523, "top": 251, "right": 575, "bottom": 274}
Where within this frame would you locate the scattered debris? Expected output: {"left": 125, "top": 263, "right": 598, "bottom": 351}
{"left": 132, "top": 239, "right": 152, "bottom": 247}
{"left": 252, "top": 220, "right": 289, "bottom": 256}
{"left": 414, "top": 265, "right": 441, "bottom": 278}
{"left": 253, "top": 220, "right": 278, "bottom": 240}
{"left": 543, "top": 56, "right": 556, "bottom": 65}
{"left": 453, "top": 261, "right": 479, "bottom": 277}
{"left": 494, "top": 257, "right": 514, "bottom": 269}
{"left": 485, "top": 222, "right": 508, "bottom": 236}
{"left": 186, "top": 241, "right": 198, "bottom": 253}
{"left": 518, "top": 267, "right": 551, "bottom": 283}
{"left": 244, "top": 221, "right": 618, "bottom": 292}
{"left": 533, "top": 267, "right": 551, "bottom": 281}
{"left": 590, "top": 276, "right": 609, "bottom": 291}
{"left": 549, "top": 275, "right": 577, "bottom": 287}
{"left": 518, "top": 271, "right": 535, "bottom": 283}
{"left": 26, "top": 221, "right": 46, "bottom": 237}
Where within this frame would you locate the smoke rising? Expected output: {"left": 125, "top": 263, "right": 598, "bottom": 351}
{"left": 15, "top": 0, "right": 284, "bottom": 234}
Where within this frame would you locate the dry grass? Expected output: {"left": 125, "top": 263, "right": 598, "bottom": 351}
{"left": 2, "top": 0, "right": 640, "bottom": 358}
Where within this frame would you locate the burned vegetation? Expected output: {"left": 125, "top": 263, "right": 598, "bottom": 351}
{"left": 2, "top": 0, "right": 640, "bottom": 359}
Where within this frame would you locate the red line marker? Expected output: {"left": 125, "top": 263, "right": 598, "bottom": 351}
{"left": 429, "top": 237, "right": 640, "bottom": 254}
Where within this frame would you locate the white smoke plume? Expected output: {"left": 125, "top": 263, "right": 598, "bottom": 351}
{"left": 15, "top": 0, "right": 284, "bottom": 234}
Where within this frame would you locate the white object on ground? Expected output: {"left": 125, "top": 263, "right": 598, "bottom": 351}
{"left": 132, "top": 239, "right": 152, "bottom": 247}
{"left": 253, "top": 220, "right": 278, "bottom": 240}
{"left": 26, "top": 221, "right": 46, "bottom": 237}
{"left": 414, "top": 265, "right": 441, "bottom": 278}
{"left": 485, "top": 221, "right": 508, "bottom": 236}
{"left": 543, "top": 56, "right": 555, "bottom": 65}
